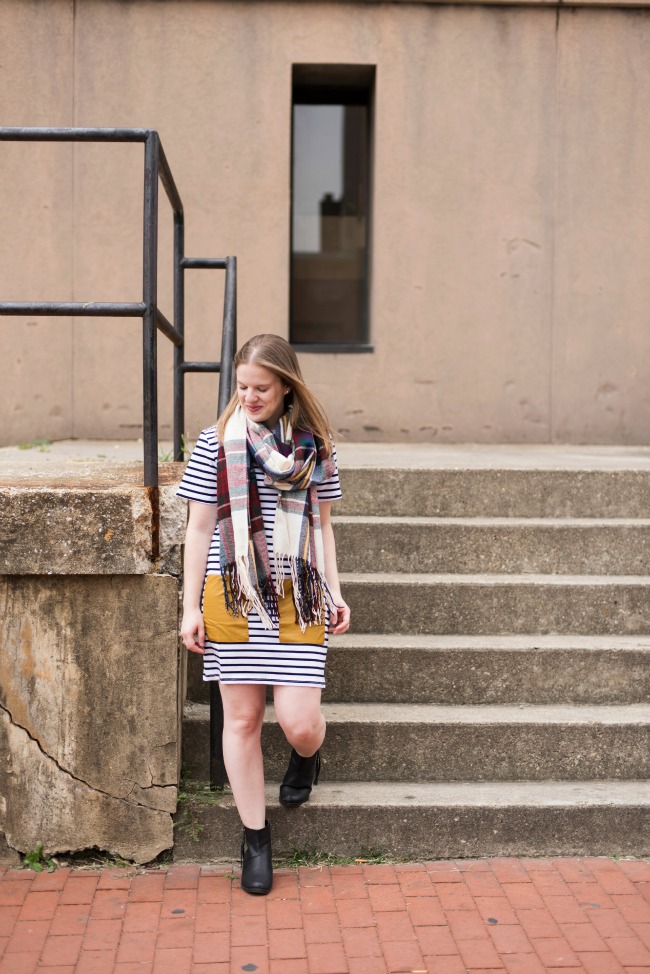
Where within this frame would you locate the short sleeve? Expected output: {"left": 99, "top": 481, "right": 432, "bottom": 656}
{"left": 176, "top": 427, "right": 218, "bottom": 504}
{"left": 317, "top": 445, "right": 342, "bottom": 502}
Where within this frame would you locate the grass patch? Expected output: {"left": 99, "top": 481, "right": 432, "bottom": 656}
{"left": 276, "top": 847, "right": 401, "bottom": 869}
{"left": 30, "top": 848, "right": 142, "bottom": 873}
{"left": 174, "top": 780, "right": 231, "bottom": 844}
{"left": 177, "top": 780, "right": 229, "bottom": 806}
{"left": 159, "top": 435, "right": 194, "bottom": 462}
{"left": 18, "top": 438, "right": 52, "bottom": 452}
{"left": 173, "top": 809, "right": 205, "bottom": 844}
{"left": 71, "top": 851, "right": 138, "bottom": 871}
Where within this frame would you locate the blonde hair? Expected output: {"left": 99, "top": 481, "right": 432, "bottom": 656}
{"left": 216, "top": 334, "right": 335, "bottom": 456}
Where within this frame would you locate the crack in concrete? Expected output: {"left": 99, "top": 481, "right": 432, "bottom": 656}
{"left": 0, "top": 701, "right": 176, "bottom": 812}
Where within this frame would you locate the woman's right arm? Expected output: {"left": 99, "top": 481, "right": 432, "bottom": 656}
{"left": 180, "top": 500, "right": 219, "bottom": 655}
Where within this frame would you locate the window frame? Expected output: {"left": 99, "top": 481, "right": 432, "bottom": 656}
{"left": 289, "top": 64, "right": 375, "bottom": 353}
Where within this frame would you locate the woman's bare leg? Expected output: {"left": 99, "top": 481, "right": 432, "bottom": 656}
{"left": 273, "top": 685, "right": 325, "bottom": 756}
{"left": 219, "top": 683, "right": 267, "bottom": 829}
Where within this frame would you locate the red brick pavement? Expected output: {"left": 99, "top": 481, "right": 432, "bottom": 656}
{"left": 0, "top": 857, "right": 648, "bottom": 973}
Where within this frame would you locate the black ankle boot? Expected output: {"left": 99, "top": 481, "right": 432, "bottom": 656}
{"left": 279, "top": 749, "right": 321, "bottom": 807}
{"left": 240, "top": 820, "right": 273, "bottom": 895}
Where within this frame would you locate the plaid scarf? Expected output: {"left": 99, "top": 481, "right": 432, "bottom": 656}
{"left": 216, "top": 404, "right": 336, "bottom": 631}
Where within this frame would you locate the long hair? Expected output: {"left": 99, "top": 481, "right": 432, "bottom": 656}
{"left": 216, "top": 334, "right": 335, "bottom": 456}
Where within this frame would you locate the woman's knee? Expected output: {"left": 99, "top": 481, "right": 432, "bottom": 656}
{"left": 273, "top": 687, "right": 325, "bottom": 750}
{"left": 226, "top": 710, "right": 264, "bottom": 739}
{"left": 221, "top": 685, "right": 266, "bottom": 738}
{"left": 281, "top": 711, "right": 324, "bottom": 750}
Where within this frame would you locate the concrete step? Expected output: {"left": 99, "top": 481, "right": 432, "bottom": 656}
{"left": 337, "top": 467, "right": 650, "bottom": 518}
{"left": 186, "top": 635, "right": 650, "bottom": 705}
{"left": 341, "top": 572, "right": 650, "bottom": 635}
{"left": 173, "top": 779, "right": 650, "bottom": 861}
{"left": 182, "top": 702, "right": 650, "bottom": 783}
{"left": 334, "top": 516, "right": 650, "bottom": 575}
{"left": 324, "top": 634, "right": 650, "bottom": 705}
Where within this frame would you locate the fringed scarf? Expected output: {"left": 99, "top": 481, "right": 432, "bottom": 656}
{"left": 216, "top": 404, "right": 336, "bottom": 631}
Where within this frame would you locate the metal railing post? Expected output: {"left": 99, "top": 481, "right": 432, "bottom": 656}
{"left": 210, "top": 255, "right": 238, "bottom": 792}
{"left": 219, "top": 256, "right": 238, "bottom": 413}
{"left": 142, "top": 131, "right": 160, "bottom": 490}
{"left": 173, "top": 213, "right": 185, "bottom": 461}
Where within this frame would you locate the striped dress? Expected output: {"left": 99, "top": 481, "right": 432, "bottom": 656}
{"left": 176, "top": 426, "right": 342, "bottom": 687}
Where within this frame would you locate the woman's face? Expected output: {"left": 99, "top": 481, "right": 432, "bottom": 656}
{"left": 236, "top": 362, "right": 290, "bottom": 427}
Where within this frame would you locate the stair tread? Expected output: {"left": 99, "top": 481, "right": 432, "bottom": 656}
{"left": 341, "top": 571, "right": 650, "bottom": 584}
{"left": 180, "top": 779, "right": 650, "bottom": 807}
{"left": 184, "top": 701, "right": 650, "bottom": 724}
{"left": 330, "top": 633, "right": 650, "bottom": 650}
{"left": 335, "top": 443, "right": 650, "bottom": 470}
{"left": 334, "top": 515, "right": 650, "bottom": 526}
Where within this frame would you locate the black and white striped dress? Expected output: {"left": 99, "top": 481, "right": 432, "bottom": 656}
{"left": 176, "top": 426, "right": 342, "bottom": 687}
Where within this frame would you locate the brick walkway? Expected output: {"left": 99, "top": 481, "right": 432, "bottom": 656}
{"left": 1, "top": 857, "right": 649, "bottom": 974}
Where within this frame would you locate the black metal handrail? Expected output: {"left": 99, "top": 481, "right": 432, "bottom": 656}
{"left": 0, "top": 126, "right": 236, "bottom": 489}
{"left": 1, "top": 127, "right": 235, "bottom": 791}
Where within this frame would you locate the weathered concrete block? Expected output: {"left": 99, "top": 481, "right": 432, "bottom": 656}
{"left": 0, "top": 461, "right": 186, "bottom": 576}
{"left": 1, "top": 711, "right": 172, "bottom": 864}
{"left": 0, "top": 833, "right": 21, "bottom": 867}
{"left": 0, "top": 573, "right": 181, "bottom": 863}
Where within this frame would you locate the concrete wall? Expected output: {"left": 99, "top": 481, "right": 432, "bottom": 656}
{"left": 0, "top": 460, "right": 186, "bottom": 864}
{"left": 2, "top": 0, "right": 650, "bottom": 444}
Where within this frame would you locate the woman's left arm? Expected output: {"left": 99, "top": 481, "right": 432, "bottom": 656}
{"left": 320, "top": 501, "right": 351, "bottom": 634}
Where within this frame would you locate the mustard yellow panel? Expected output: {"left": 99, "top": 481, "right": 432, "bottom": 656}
{"left": 278, "top": 581, "right": 326, "bottom": 646}
{"left": 203, "top": 574, "right": 249, "bottom": 643}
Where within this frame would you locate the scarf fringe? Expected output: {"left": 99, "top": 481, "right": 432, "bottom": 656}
{"left": 223, "top": 556, "right": 333, "bottom": 633}
{"left": 273, "top": 554, "right": 333, "bottom": 631}
{"left": 222, "top": 560, "right": 278, "bottom": 630}
{"left": 286, "top": 555, "right": 332, "bottom": 632}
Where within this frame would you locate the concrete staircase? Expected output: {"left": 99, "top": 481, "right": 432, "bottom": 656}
{"left": 176, "top": 446, "right": 650, "bottom": 861}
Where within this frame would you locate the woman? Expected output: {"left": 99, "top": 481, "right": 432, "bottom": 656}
{"left": 177, "top": 333, "right": 350, "bottom": 895}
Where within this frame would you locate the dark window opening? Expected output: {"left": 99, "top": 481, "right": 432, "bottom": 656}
{"left": 290, "top": 64, "right": 374, "bottom": 349}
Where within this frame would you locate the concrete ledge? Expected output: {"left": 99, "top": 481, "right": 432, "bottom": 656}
{"left": 173, "top": 780, "right": 650, "bottom": 862}
{"left": 0, "top": 461, "right": 186, "bottom": 575}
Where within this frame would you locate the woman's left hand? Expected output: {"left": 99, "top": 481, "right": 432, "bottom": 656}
{"left": 329, "top": 598, "right": 351, "bottom": 635}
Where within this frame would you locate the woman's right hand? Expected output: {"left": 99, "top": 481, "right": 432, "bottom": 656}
{"left": 180, "top": 607, "right": 206, "bottom": 655}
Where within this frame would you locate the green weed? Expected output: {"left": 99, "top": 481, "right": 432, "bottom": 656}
{"left": 173, "top": 809, "right": 205, "bottom": 844}
{"left": 18, "top": 438, "right": 52, "bottom": 452}
{"left": 174, "top": 778, "right": 230, "bottom": 843}
{"left": 159, "top": 435, "right": 193, "bottom": 462}
{"left": 276, "top": 847, "right": 397, "bottom": 869}
{"left": 22, "top": 843, "right": 57, "bottom": 873}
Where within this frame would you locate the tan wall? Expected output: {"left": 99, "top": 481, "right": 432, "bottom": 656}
{"left": 0, "top": 0, "right": 74, "bottom": 444}
{"left": 2, "top": 0, "right": 650, "bottom": 444}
